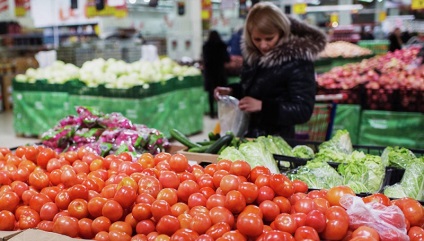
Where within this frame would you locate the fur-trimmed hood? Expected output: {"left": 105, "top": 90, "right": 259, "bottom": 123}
{"left": 241, "top": 17, "right": 328, "bottom": 68}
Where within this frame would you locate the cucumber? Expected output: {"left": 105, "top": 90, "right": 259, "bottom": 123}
{"left": 188, "top": 145, "right": 212, "bottom": 153}
{"left": 170, "top": 129, "right": 201, "bottom": 148}
{"left": 208, "top": 132, "right": 220, "bottom": 141}
{"left": 205, "top": 134, "right": 234, "bottom": 154}
{"left": 196, "top": 140, "right": 216, "bottom": 146}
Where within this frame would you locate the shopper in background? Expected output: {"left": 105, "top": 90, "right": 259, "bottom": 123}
{"left": 360, "top": 26, "right": 375, "bottom": 40}
{"left": 202, "top": 30, "right": 231, "bottom": 118}
{"left": 214, "top": 2, "right": 327, "bottom": 139}
{"left": 388, "top": 27, "right": 403, "bottom": 52}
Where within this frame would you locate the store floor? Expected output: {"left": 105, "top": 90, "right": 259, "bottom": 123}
{"left": 0, "top": 110, "right": 218, "bottom": 149}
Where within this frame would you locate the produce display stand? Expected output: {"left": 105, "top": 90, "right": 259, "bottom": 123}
{"left": 314, "top": 54, "right": 374, "bottom": 74}
{"left": 12, "top": 75, "right": 205, "bottom": 138}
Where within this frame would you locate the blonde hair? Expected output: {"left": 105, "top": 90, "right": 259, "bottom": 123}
{"left": 243, "top": 2, "right": 291, "bottom": 52}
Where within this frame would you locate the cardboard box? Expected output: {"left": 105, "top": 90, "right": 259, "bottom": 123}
{"left": 8, "top": 229, "right": 93, "bottom": 241}
{"left": 165, "top": 144, "right": 219, "bottom": 165}
{"left": 0, "top": 231, "right": 21, "bottom": 241}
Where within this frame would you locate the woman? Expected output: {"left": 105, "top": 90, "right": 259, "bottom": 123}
{"left": 388, "top": 27, "right": 403, "bottom": 52}
{"left": 202, "top": 30, "right": 230, "bottom": 118}
{"left": 214, "top": 2, "right": 327, "bottom": 138}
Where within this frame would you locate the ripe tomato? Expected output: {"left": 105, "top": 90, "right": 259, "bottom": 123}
{"left": 352, "top": 225, "right": 380, "bottom": 240}
{"left": 305, "top": 210, "right": 326, "bottom": 233}
{"left": 259, "top": 230, "right": 296, "bottom": 241}
{"left": 0, "top": 210, "right": 15, "bottom": 231}
{"left": 212, "top": 170, "right": 230, "bottom": 189}
{"left": 68, "top": 198, "right": 89, "bottom": 219}
{"left": 18, "top": 208, "right": 41, "bottom": 229}
{"left": 229, "top": 160, "right": 251, "bottom": 178}
{"left": 37, "top": 220, "right": 54, "bottom": 232}
{"left": 224, "top": 190, "right": 246, "bottom": 214}
{"left": 177, "top": 180, "right": 200, "bottom": 203}
{"left": 238, "top": 182, "right": 259, "bottom": 204}
{"left": 408, "top": 226, "right": 424, "bottom": 241}
{"left": 273, "top": 196, "right": 291, "bottom": 214}
{"left": 138, "top": 175, "right": 162, "bottom": 198}
{"left": 0, "top": 191, "right": 19, "bottom": 212}
{"left": 157, "top": 188, "right": 178, "bottom": 206}
{"left": 362, "top": 193, "right": 391, "bottom": 206}
{"left": 55, "top": 189, "right": 71, "bottom": 210}
{"left": 170, "top": 202, "right": 189, "bottom": 217}
{"left": 168, "top": 153, "right": 189, "bottom": 173}
{"left": 209, "top": 206, "right": 235, "bottom": 227}
{"left": 151, "top": 199, "right": 172, "bottom": 221}
{"left": 256, "top": 186, "right": 275, "bottom": 204}
{"left": 109, "top": 221, "right": 133, "bottom": 236}
{"left": 259, "top": 200, "right": 280, "bottom": 223}
{"left": 326, "top": 186, "right": 355, "bottom": 206}
{"left": 236, "top": 213, "right": 264, "bottom": 237}
{"left": 269, "top": 174, "right": 294, "bottom": 198}
{"left": 109, "top": 230, "right": 132, "bottom": 241}
{"left": 312, "top": 197, "right": 330, "bottom": 214}
{"left": 53, "top": 216, "right": 79, "bottom": 238}
{"left": 273, "top": 213, "right": 297, "bottom": 234}
{"left": 28, "top": 169, "right": 50, "bottom": 190}
{"left": 114, "top": 185, "right": 137, "bottom": 209}
{"left": 155, "top": 215, "right": 180, "bottom": 236}
{"left": 39, "top": 202, "right": 59, "bottom": 221}
{"left": 293, "top": 197, "right": 315, "bottom": 214}
{"left": 136, "top": 219, "right": 156, "bottom": 235}
{"left": 102, "top": 200, "right": 124, "bottom": 222}
{"left": 206, "top": 222, "right": 231, "bottom": 240}
{"left": 188, "top": 193, "right": 207, "bottom": 208}
{"left": 292, "top": 212, "right": 307, "bottom": 228}
{"left": 292, "top": 180, "right": 308, "bottom": 193}
{"left": 255, "top": 174, "right": 271, "bottom": 188}
{"left": 92, "top": 216, "right": 112, "bottom": 234}
{"left": 322, "top": 219, "right": 349, "bottom": 240}
{"left": 159, "top": 171, "right": 180, "bottom": 189}
{"left": 206, "top": 193, "right": 225, "bottom": 210}
{"left": 396, "top": 198, "right": 424, "bottom": 227}
{"left": 294, "top": 226, "right": 320, "bottom": 241}
{"left": 249, "top": 166, "right": 271, "bottom": 183}
{"left": 153, "top": 152, "right": 172, "bottom": 165}
{"left": 220, "top": 174, "right": 241, "bottom": 195}
{"left": 29, "top": 192, "right": 51, "bottom": 213}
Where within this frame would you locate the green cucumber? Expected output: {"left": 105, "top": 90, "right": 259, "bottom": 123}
{"left": 205, "top": 134, "right": 234, "bottom": 154}
{"left": 196, "top": 140, "right": 216, "bottom": 146}
{"left": 170, "top": 129, "right": 201, "bottom": 148}
{"left": 188, "top": 145, "right": 212, "bottom": 153}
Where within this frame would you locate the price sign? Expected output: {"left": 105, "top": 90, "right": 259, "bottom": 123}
{"left": 330, "top": 13, "right": 339, "bottom": 23}
{"left": 293, "top": 3, "right": 307, "bottom": 14}
{"left": 378, "top": 11, "right": 386, "bottom": 22}
{"left": 412, "top": 0, "right": 424, "bottom": 10}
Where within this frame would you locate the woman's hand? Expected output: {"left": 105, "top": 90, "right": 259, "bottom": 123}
{"left": 214, "top": 87, "right": 232, "bottom": 100}
{"left": 239, "top": 97, "right": 262, "bottom": 112}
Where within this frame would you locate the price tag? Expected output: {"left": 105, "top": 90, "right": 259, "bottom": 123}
{"left": 378, "top": 11, "right": 386, "bottom": 22}
{"left": 412, "top": 0, "right": 424, "bottom": 10}
{"left": 15, "top": 6, "right": 26, "bottom": 17}
{"left": 293, "top": 3, "right": 307, "bottom": 14}
{"left": 330, "top": 13, "right": 339, "bottom": 23}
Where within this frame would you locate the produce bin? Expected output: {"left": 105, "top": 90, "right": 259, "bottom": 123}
{"left": 358, "top": 110, "right": 424, "bottom": 149}
{"left": 357, "top": 40, "right": 389, "bottom": 55}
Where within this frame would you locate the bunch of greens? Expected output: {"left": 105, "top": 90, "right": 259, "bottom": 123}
{"left": 292, "top": 145, "right": 315, "bottom": 159}
{"left": 41, "top": 106, "right": 169, "bottom": 159}
{"left": 384, "top": 157, "right": 424, "bottom": 201}
{"left": 289, "top": 160, "right": 343, "bottom": 189}
{"left": 337, "top": 151, "right": 385, "bottom": 193}
{"left": 218, "top": 135, "right": 292, "bottom": 174}
{"left": 381, "top": 146, "right": 416, "bottom": 168}
{"left": 315, "top": 129, "right": 353, "bottom": 163}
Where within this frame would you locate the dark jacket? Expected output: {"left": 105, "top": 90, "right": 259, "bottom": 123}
{"left": 230, "top": 17, "right": 327, "bottom": 138}
{"left": 202, "top": 40, "right": 231, "bottom": 91}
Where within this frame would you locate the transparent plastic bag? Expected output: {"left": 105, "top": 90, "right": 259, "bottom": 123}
{"left": 340, "top": 194, "right": 409, "bottom": 241}
{"left": 217, "top": 95, "right": 249, "bottom": 137}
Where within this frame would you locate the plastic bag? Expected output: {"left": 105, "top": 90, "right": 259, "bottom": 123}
{"left": 340, "top": 194, "right": 409, "bottom": 241}
{"left": 217, "top": 95, "right": 249, "bottom": 137}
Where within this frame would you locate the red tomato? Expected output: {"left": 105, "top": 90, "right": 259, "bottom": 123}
{"left": 259, "top": 200, "right": 280, "bottom": 223}
{"left": 136, "top": 219, "right": 156, "bottom": 235}
{"left": 109, "top": 221, "right": 133, "bottom": 236}
{"left": 151, "top": 199, "right": 172, "bottom": 221}
{"left": 291, "top": 212, "right": 307, "bottom": 228}
{"left": 159, "top": 171, "right": 180, "bottom": 189}
{"left": 114, "top": 185, "right": 137, "bottom": 209}
{"left": 269, "top": 174, "right": 294, "bottom": 198}
{"left": 39, "top": 202, "right": 59, "bottom": 221}
{"left": 78, "top": 218, "right": 94, "bottom": 239}
{"left": 137, "top": 153, "right": 155, "bottom": 169}
{"left": 273, "top": 196, "right": 291, "bottom": 214}
{"left": 131, "top": 234, "right": 148, "bottom": 241}
{"left": 312, "top": 197, "right": 330, "bottom": 214}
{"left": 238, "top": 182, "right": 259, "bottom": 204}
{"left": 273, "top": 213, "right": 297, "bottom": 234}
{"left": 18, "top": 208, "right": 41, "bottom": 229}
{"left": 220, "top": 174, "right": 241, "bottom": 195}
{"left": 92, "top": 216, "right": 112, "bottom": 234}
{"left": 88, "top": 196, "right": 107, "bottom": 218}
{"left": 305, "top": 210, "right": 326, "bottom": 233}
{"left": 177, "top": 180, "right": 200, "bottom": 203}
{"left": 29, "top": 192, "right": 51, "bottom": 213}
{"left": 224, "top": 190, "right": 246, "bottom": 214}
{"left": 236, "top": 213, "right": 264, "bottom": 237}
{"left": 28, "top": 169, "right": 50, "bottom": 190}
{"left": 362, "top": 193, "right": 391, "bottom": 206}
{"left": 169, "top": 153, "right": 189, "bottom": 173}
{"left": 0, "top": 210, "right": 15, "bottom": 231}
{"left": 206, "top": 193, "right": 225, "bottom": 210}
{"left": 396, "top": 199, "right": 424, "bottom": 227}
{"left": 53, "top": 216, "right": 79, "bottom": 238}
{"left": 0, "top": 191, "right": 19, "bottom": 212}
{"left": 229, "top": 160, "right": 251, "bottom": 178}
{"left": 209, "top": 206, "right": 235, "bottom": 227}
{"left": 292, "top": 180, "right": 309, "bottom": 193}
{"left": 109, "top": 230, "right": 132, "bottom": 241}
{"left": 255, "top": 174, "right": 271, "bottom": 188}
{"left": 68, "top": 198, "right": 89, "bottom": 219}
{"left": 212, "top": 170, "right": 229, "bottom": 189}
{"left": 190, "top": 212, "right": 212, "bottom": 235}
{"left": 322, "top": 219, "right": 349, "bottom": 240}
{"left": 37, "top": 220, "right": 54, "bottom": 232}
{"left": 294, "top": 226, "right": 320, "bottom": 241}
{"left": 293, "top": 197, "right": 315, "bottom": 214}
{"left": 94, "top": 231, "right": 110, "bottom": 241}
{"left": 326, "top": 186, "right": 355, "bottom": 206}
{"left": 256, "top": 186, "right": 275, "bottom": 204}
{"left": 102, "top": 200, "right": 124, "bottom": 222}
{"left": 249, "top": 166, "right": 271, "bottom": 183}
{"left": 187, "top": 193, "right": 207, "bottom": 208}
{"left": 170, "top": 202, "right": 189, "bottom": 217}
{"left": 408, "top": 226, "right": 424, "bottom": 241}
{"left": 138, "top": 176, "right": 162, "bottom": 198}
{"left": 206, "top": 222, "right": 231, "bottom": 240}
{"left": 352, "top": 225, "right": 380, "bottom": 240}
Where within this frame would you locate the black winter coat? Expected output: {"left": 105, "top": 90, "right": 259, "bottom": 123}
{"left": 231, "top": 17, "right": 327, "bottom": 138}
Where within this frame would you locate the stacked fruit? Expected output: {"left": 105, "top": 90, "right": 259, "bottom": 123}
{"left": 0, "top": 146, "right": 423, "bottom": 241}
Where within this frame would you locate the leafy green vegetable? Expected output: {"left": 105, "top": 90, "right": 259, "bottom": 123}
{"left": 237, "top": 141, "right": 280, "bottom": 174}
{"left": 400, "top": 161, "right": 424, "bottom": 201}
{"left": 289, "top": 161, "right": 343, "bottom": 189}
{"left": 318, "top": 129, "right": 353, "bottom": 155}
{"left": 384, "top": 184, "right": 408, "bottom": 199}
{"left": 381, "top": 146, "right": 416, "bottom": 168}
{"left": 292, "top": 145, "right": 315, "bottom": 159}
{"left": 218, "top": 146, "right": 246, "bottom": 162}
{"left": 269, "top": 135, "right": 293, "bottom": 156}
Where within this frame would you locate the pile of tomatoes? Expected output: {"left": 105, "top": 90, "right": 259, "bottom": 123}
{"left": 0, "top": 145, "right": 423, "bottom": 241}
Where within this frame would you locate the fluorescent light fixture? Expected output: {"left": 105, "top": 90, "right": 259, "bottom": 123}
{"left": 306, "top": 4, "right": 364, "bottom": 12}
